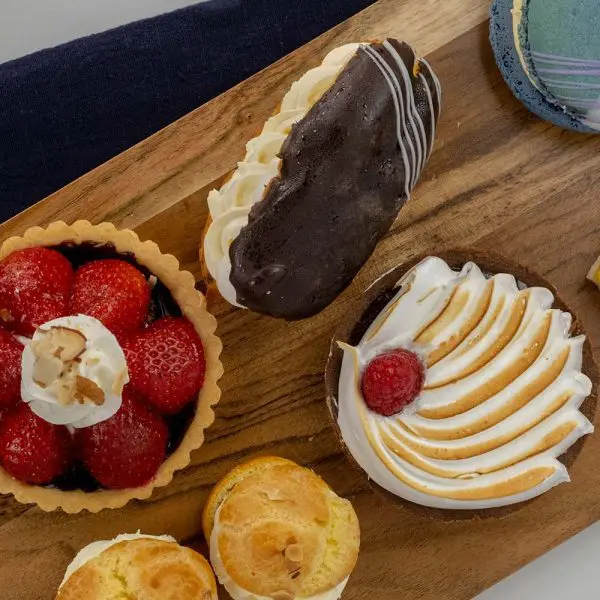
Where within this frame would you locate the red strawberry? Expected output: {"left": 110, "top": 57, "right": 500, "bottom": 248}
{"left": 0, "top": 329, "right": 23, "bottom": 410}
{"left": 75, "top": 390, "right": 168, "bottom": 489}
{"left": 0, "top": 403, "right": 73, "bottom": 484}
{"left": 122, "top": 316, "right": 205, "bottom": 415}
{"left": 361, "top": 349, "right": 424, "bottom": 416}
{"left": 70, "top": 259, "right": 150, "bottom": 336}
{"left": 0, "top": 247, "right": 73, "bottom": 335}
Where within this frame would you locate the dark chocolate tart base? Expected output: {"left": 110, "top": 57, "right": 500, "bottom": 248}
{"left": 325, "top": 248, "right": 598, "bottom": 521}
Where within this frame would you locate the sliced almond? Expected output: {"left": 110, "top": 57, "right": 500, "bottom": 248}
{"left": 75, "top": 376, "right": 105, "bottom": 406}
{"left": 48, "top": 327, "right": 87, "bottom": 361}
{"left": 33, "top": 355, "right": 64, "bottom": 388}
{"left": 31, "top": 336, "right": 54, "bottom": 359}
{"left": 284, "top": 544, "right": 303, "bottom": 563}
{"left": 0, "top": 308, "right": 13, "bottom": 323}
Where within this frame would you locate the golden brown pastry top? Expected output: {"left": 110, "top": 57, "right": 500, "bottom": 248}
{"left": 204, "top": 456, "right": 360, "bottom": 598}
{"left": 56, "top": 538, "right": 217, "bottom": 600}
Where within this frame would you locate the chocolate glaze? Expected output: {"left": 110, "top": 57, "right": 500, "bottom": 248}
{"left": 229, "top": 39, "right": 441, "bottom": 319}
{"left": 42, "top": 243, "right": 190, "bottom": 492}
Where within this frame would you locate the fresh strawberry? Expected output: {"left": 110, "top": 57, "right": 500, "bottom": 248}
{"left": 75, "top": 389, "right": 168, "bottom": 489}
{"left": 70, "top": 259, "right": 150, "bottom": 336}
{"left": 361, "top": 349, "right": 424, "bottom": 416}
{"left": 0, "top": 329, "right": 23, "bottom": 410}
{"left": 0, "top": 403, "right": 73, "bottom": 484}
{"left": 0, "top": 247, "right": 73, "bottom": 335}
{"left": 122, "top": 316, "right": 205, "bottom": 414}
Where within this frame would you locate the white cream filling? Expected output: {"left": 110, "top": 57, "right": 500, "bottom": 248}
{"left": 203, "top": 43, "right": 360, "bottom": 307}
{"left": 337, "top": 257, "right": 594, "bottom": 510}
{"left": 21, "top": 315, "right": 129, "bottom": 428}
{"left": 210, "top": 503, "right": 349, "bottom": 600}
{"left": 60, "top": 533, "right": 176, "bottom": 588}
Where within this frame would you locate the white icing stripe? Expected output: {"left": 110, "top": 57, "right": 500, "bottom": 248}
{"left": 418, "top": 71, "right": 438, "bottom": 159}
{"left": 337, "top": 257, "right": 594, "bottom": 510}
{"left": 361, "top": 44, "right": 414, "bottom": 196}
{"left": 419, "top": 58, "right": 442, "bottom": 120}
{"left": 362, "top": 42, "right": 439, "bottom": 192}
{"left": 383, "top": 40, "right": 427, "bottom": 188}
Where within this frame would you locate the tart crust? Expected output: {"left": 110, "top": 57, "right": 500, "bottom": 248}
{"left": 0, "top": 220, "right": 223, "bottom": 513}
{"left": 325, "top": 248, "right": 598, "bottom": 520}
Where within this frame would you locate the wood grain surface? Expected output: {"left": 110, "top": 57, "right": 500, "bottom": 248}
{"left": 2, "top": 0, "right": 600, "bottom": 598}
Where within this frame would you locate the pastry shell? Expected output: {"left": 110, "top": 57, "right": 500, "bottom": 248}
{"left": 56, "top": 537, "right": 218, "bottom": 600}
{"left": 325, "top": 248, "right": 598, "bottom": 520}
{"left": 202, "top": 456, "right": 360, "bottom": 598}
{"left": 0, "top": 220, "right": 223, "bottom": 513}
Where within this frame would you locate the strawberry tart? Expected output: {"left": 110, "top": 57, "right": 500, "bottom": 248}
{"left": 326, "top": 250, "right": 597, "bottom": 512}
{"left": 0, "top": 221, "right": 223, "bottom": 512}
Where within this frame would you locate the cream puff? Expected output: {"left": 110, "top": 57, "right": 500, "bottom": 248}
{"left": 56, "top": 533, "right": 217, "bottom": 600}
{"left": 203, "top": 456, "right": 360, "bottom": 600}
{"left": 202, "top": 39, "right": 441, "bottom": 319}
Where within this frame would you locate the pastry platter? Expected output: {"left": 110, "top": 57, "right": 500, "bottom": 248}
{"left": 1, "top": 0, "right": 600, "bottom": 598}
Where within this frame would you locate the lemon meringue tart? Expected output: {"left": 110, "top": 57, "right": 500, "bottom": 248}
{"left": 203, "top": 456, "right": 360, "bottom": 600}
{"left": 56, "top": 533, "right": 217, "bottom": 600}
{"left": 326, "top": 250, "right": 597, "bottom": 511}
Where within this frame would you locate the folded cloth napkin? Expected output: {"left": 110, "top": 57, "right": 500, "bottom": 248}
{"left": 0, "top": 0, "right": 375, "bottom": 223}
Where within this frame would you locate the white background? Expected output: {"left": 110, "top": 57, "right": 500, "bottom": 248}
{"left": 0, "top": 1, "right": 598, "bottom": 598}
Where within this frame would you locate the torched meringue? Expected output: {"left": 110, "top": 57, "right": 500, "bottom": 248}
{"left": 337, "top": 257, "right": 594, "bottom": 510}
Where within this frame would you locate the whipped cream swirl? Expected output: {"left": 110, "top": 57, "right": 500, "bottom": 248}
{"left": 203, "top": 43, "right": 361, "bottom": 306}
{"left": 338, "top": 257, "right": 594, "bottom": 509}
{"left": 21, "top": 315, "right": 129, "bottom": 428}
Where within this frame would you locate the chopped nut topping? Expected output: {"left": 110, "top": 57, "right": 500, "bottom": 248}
{"left": 284, "top": 544, "right": 303, "bottom": 563}
{"left": 281, "top": 538, "right": 303, "bottom": 578}
{"left": 271, "top": 591, "right": 295, "bottom": 600}
{"left": 74, "top": 376, "right": 105, "bottom": 406}
{"left": 33, "top": 354, "right": 64, "bottom": 388}
{"left": 262, "top": 486, "right": 285, "bottom": 502}
{"left": 33, "top": 326, "right": 86, "bottom": 362}
{"left": 30, "top": 325, "right": 105, "bottom": 406}
{"left": 0, "top": 308, "right": 13, "bottom": 323}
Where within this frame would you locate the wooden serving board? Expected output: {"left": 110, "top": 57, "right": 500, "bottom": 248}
{"left": 2, "top": 0, "right": 600, "bottom": 598}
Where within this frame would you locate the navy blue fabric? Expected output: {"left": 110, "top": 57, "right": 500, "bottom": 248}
{"left": 0, "top": 0, "right": 375, "bottom": 222}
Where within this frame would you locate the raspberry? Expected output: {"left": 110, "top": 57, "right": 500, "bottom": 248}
{"left": 361, "top": 349, "right": 424, "bottom": 416}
